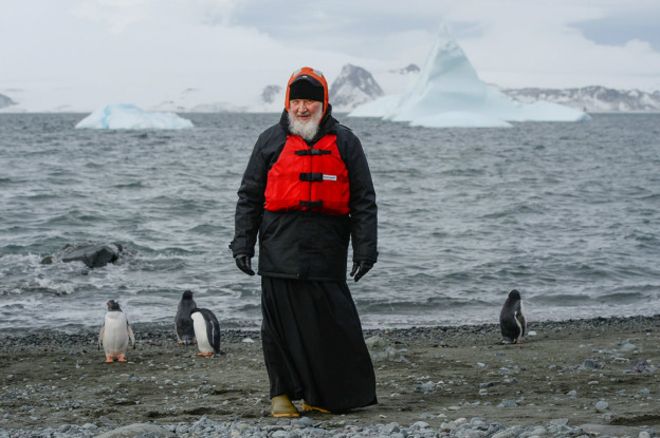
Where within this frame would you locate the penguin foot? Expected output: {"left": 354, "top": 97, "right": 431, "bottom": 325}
{"left": 271, "top": 395, "right": 300, "bottom": 418}
{"left": 196, "top": 352, "right": 214, "bottom": 358}
{"left": 302, "top": 402, "right": 331, "bottom": 414}
{"left": 117, "top": 354, "right": 128, "bottom": 362}
{"left": 104, "top": 355, "right": 114, "bottom": 363}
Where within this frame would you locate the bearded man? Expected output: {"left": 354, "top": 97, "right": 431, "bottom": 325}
{"left": 230, "top": 67, "right": 378, "bottom": 417}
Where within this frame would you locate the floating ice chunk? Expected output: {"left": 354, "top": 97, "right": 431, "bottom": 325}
{"left": 75, "top": 103, "right": 193, "bottom": 130}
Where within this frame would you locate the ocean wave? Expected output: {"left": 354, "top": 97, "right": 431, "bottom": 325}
{"left": 2, "top": 113, "right": 660, "bottom": 329}
{"left": 188, "top": 223, "right": 226, "bottom": 234}
{"left": 112, "top": 181, "right": 146, "bottom": 189}
{"left": 45, "top": 210, "right": 104, "bottom": 225}
{"left": 531, "top": 293, "right": 594, "bottom": 306}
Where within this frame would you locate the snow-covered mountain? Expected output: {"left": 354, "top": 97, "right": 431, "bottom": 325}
{"left": 261, "top": 85, "right": 282, "bottom": 104}
{"left": 329, "top": 64, "right": 384, "bottom": 112}
{"left": 0, "top": 93, "right": 17, "bottom": 109}
{"left": 503, "top": 86, "right": 660, "bottom": 112}
{"left": 389, "top": 64, "right": 420, "bottom": 75}
{"left": 349, "top": 31, "right": 588, "bottom": 127}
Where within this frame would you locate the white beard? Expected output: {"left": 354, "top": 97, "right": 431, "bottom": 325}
{"left": 288, "top": 107, "right": 322, "bottom": 141}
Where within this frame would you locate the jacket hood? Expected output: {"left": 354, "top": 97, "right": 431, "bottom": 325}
{"left": 284, "top": 66, "right": 329, "bottom": 114}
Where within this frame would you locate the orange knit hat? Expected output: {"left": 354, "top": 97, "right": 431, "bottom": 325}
{"left": 285, "top": 66, "right": 329, "bottom": 114}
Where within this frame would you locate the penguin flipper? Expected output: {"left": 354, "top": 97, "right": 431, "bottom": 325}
{"left": 513, "top": 310, "right": 524, "bottom": 342}
{"left": 127, "top": 322, "right": 136, "bottom": 349}
{"left": 517, "top": 312, "right": 527, "bottom": 338}
{"left": 98, "top": 324, "right": 105, "bottom": 350}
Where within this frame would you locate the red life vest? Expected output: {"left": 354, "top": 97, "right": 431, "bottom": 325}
{"left": 264, "top": 134, "right": 350, "bottom": 215}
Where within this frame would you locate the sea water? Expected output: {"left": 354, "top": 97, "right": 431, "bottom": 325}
{"left": 1, "top": 113, "right": 659, "bottom": 330}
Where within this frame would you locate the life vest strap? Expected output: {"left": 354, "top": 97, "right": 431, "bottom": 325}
{"left": 299, "top": 200, "right": 323, "bottom": 209}
{"left": 295, "top": 149, "right": 331, "bottom": 156}
{"left": 299, "top": 172, "right": 324, "bottom": 182}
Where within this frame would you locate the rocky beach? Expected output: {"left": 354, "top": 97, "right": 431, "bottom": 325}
{"left": 0, "top": 316, "right": 658, "bottom": 437}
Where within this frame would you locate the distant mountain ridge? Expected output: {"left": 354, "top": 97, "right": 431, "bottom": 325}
{"left": 389, "top": 64, "right": 420, "bottom": 74}
{"left": 330, "top": 65, "right": 660, "bottom": 115}
{"left": 329, "top": 64, "right": 384, "bottom": 111}
{"left": 0, "top": 93, "right": 17, "bottom": 109}
{"left": 503, "top": 86, "right": 660, "bottom": 112}
{"left": 3, "top": 76, "right": 659, "bottom": 114}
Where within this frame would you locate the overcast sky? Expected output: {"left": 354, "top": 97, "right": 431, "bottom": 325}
{"left": 2, "top": 0, "right": 660, "bottom": 109}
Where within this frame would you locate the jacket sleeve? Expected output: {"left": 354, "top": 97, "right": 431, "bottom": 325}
{"left": 342, "top": 130, "right": 378, "bottom": 264}
{"left": 230, "top": 133, "right": 269, "bottom": 258}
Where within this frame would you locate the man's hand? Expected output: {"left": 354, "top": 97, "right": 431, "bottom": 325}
{"left": 235, "top": 255, "right": 255, "bottom": 276}
{"left": 350, "top": 261, "right": 373, "bottom": 282}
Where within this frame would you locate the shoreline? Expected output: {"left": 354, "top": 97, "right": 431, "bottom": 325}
{"left": 1, "top": 315, "right": 659, "bottom": 437}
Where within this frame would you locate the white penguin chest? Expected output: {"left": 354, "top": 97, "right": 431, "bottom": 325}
{"left": 192, "top": 313, "right": 213, "bottom": 353}
{"left": 103, "top": 313, "right": 129, "bottom": 353}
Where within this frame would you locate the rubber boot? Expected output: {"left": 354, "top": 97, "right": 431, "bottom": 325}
{"left": 271, "top": 395, "right": 300, "bottom": 418}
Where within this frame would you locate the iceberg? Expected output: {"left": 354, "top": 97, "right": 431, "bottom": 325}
{"left": 75, "top": 103, "right": 193, "bottom": 129}
{"left": 349, "top": 30, "right": 590, "bottom": 128}
{"left": 346, "top": 94, "right": 402, "bottom": 118}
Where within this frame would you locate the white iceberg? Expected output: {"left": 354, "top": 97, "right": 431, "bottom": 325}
{"left": 346, "top": 94, "right": 402, "bottom": 118}
{"left": 349, "top": 30, "right": 590, "bottom": 128}
{"left": 75, "top": 103, "right": 193, "bottom": 129}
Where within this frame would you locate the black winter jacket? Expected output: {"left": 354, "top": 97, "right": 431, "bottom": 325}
{"left": 230, "top": 106, "right": 377, "bottom": 281}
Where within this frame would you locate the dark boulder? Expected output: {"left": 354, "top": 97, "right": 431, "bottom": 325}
{"left": 58, "top": 243, "right": 124, "bottom": 268}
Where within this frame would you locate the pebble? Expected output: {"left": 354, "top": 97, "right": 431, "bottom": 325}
{"left": 618, "top": 340, "right": 637, "bottom": 352}
{"left": 579, "top": 358, "right": 603, "bottom": 370}
{"left": 498, "top": 399, "right": 518, "bottom": 408}
{"left": 94, "top": 422, "right": 173, "bottom": 437}
{"left": 295, "top": 417, "right": 314, "bottom": 427}
{"left": 595, "top": 400, "right": 609, "bottom": 412}
{"left": 415, "top": 381, "right": 438, "bottom": 394}
{"left": 0, "top": 417, "right": 615, "bottom": 438}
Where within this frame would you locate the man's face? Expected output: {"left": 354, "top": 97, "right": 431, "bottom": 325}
{"left": 287, "top": 98, "right": 324, "bottom": 141}
{"left": 289, "top": 99, "right": 322, "bottom": 123}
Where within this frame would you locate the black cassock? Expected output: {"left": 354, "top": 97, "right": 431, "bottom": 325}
{"left": 260, "top": 276, "right": 377, "bottom": 412}
{"left": 231, "top": 109, "right": 379, "bottom": 412}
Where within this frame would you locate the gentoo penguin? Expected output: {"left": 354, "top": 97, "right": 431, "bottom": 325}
{"left": 98, "top": 300, "right": 135, "bottom": 363}
{"left": 190, "top": 308, "right": 221, "bottom": 358}
{"left": 499, "top": 289, "right": 527, "bottom": 344}
{"left": 175, "top": 290, "right": 197, "bottom": 345}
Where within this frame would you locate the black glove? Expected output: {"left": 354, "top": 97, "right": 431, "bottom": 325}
{"left": 350, "top": 261, "right": 373, "bottom": 282}
{"left": 235, "top": 254, "right": 255, "bottom": 276}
